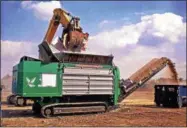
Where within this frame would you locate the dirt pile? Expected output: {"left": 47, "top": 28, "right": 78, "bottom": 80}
{"left": 137, "top": 77, "right": 185, "bottom": 92}
{"left": 1, "top": 74, "right": 12, "bottom": 92}
{"left": 165, "top": 58, "right": 178, "bottom": 81}
{"left": 1, "top": 88, "right": 186, "bottom": 127}
{"left": 138, "top": 79, "right": 156, "bottom": 91}
{"left": 156, "top": 78, "right": 180, "bottom": 85}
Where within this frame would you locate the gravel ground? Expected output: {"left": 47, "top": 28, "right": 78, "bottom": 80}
{"left": 1, "top": 88, "right": 186, "bottom": 127}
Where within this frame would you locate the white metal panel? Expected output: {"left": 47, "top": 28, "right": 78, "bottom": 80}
{"left": 89, "top": 91, "right": 113, "bottom": 94}
{"left": 64, "top": 68, "right": 112, "bottom": 75}
{"left": 63, "top": 80, "right": 89, "bottom": 85}
{"left": 90, "top": 76, "right": 113, "bottom": 80}
{"left": 41, "top": 74, "right": 56, "bottom": 87}
{"left": 62, "top": 67, "right": 114, "bottom": 95}
{"left": 63, "top": 75, "right": 88, "bottom": 80}
{"left": 89, "top": 80, "right": 113, "bottom": 85}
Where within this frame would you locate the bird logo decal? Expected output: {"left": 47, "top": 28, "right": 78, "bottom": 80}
{"left": 26, "top": 77, "right": 36, "bottom": 87}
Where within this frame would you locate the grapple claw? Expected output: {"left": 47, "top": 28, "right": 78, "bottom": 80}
{"left": 67, "top": 31, "right": 89, "bottom": 52}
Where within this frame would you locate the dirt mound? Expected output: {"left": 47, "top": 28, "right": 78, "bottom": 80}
{"left": 2, "top": 88, "right": 186, "bottom": 127}
{"left": 1, "top": 74, "right": 12, "bottom": 92}
{"left": 155, "top": 78, "right": 180, "bottom": 85}
{"left": 138, "top": 79, "right": 156, "bottom": 91}
{"left": 137, "top": 77, "right": 183, "bottom": 92}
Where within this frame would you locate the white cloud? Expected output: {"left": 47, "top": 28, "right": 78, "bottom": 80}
{"left": 99, "top": 20, "right": 109, "bottom": 27}
{"left": 98, "top": 20, "right": 118, "bottom": 29}
{"left": 86, "top": 12, "right": 186, "bottom": 79}
{"left": 141, "top": 13, "right": 186, "bottom": 43}
{"left": 99, "top": 18, "right": 131, "bottom": 29}
{"left": 1, "top": 11, "right": 186, "bottom": 80}
{"left": 21, "top": 1, "right": 62, "bottom": 21}
{"left": 113, "top": 44, "right": 180, "bottom": 79}
{"left": 1, "top": 40, "right": 37, "bottom": 58}
{"left": 1, "top": 40, "right": 38, "bottom": 77}
{"left": 91, "top": 12, "right": 186, "bottom": 50}
{"left": 86, "top": 41, "right": 186, "bottom": 79}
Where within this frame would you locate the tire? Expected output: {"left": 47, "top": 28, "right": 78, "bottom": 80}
{"left": 44, "top": 107, "right": 53, "bottom": 118}
{"left": 13, "top": 95, "right": 18, "bottom": 105}
{"left": 16, "top": 98, "right": 26, "bottom": 106}
{"left": 177, "top": 97, "right": 183, "bottom": 108}
{"left": 7, "top": 94, "right": 17, "bottom": 104}
{"left": 7, "top": 95, "right": 13, "bottom": 104}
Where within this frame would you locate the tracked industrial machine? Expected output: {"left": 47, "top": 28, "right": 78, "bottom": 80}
{"left": 7, "top": 8, "right": 179, "bottom": 118}
{"left": 8, "top": 56, "right": 179, "bottom": 117}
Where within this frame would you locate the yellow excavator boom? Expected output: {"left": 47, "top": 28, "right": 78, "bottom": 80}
{"left": 42, "top": 8, "right": 88, "bottom": 51}
{"left": 38, "top": 8, "right": 89, "bottom": 62}
{"left": 43, "top": 8, "right": 72, "bottom": 44}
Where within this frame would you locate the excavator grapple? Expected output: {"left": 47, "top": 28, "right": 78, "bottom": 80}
{"left": 67, "top": 31, "right": 89, "bottom": 51}
{"left": 41, "top": 8, "right": 89, "bottom": 55}
{"left": 37, "top": 8, "right": 90, "bottom": 63}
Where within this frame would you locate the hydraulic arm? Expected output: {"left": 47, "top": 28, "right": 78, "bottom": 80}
{"left": 38, "top": 8, "right": 89, "bottom": 62}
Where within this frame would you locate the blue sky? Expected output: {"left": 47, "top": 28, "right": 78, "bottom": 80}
{"left": 1, "top": 1, "right": 186, "bottom": 42}
{"left": 1, "top": 1, "right": 186, "bottom": 79}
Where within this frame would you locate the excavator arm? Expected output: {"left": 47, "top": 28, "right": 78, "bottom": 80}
{"left": 43, "top": 8, "right": 71, "bottom": 45}
{"left": 38, "top": 8, "right": 89, "bottom": 62}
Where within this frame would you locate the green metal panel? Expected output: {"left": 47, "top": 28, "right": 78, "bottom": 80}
{"left": 12, "top": 65, "right": 19, "bottom": 94}
{"left": 113, "top": 66, "right": 120, "bottom": 105}
{"left": 13, "top": 59, "right": 118, "bottom": 102}
{"left": 16, "top": 61, "right": 62, "bottom": 97}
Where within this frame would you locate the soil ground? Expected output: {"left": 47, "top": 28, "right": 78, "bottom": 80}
{"left": 1, "top": 88, "right": 186, "bottom": 127}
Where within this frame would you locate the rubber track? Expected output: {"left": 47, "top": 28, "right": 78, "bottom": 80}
{"left": 41, "top": 102, "right": 108, "bottom": 118}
